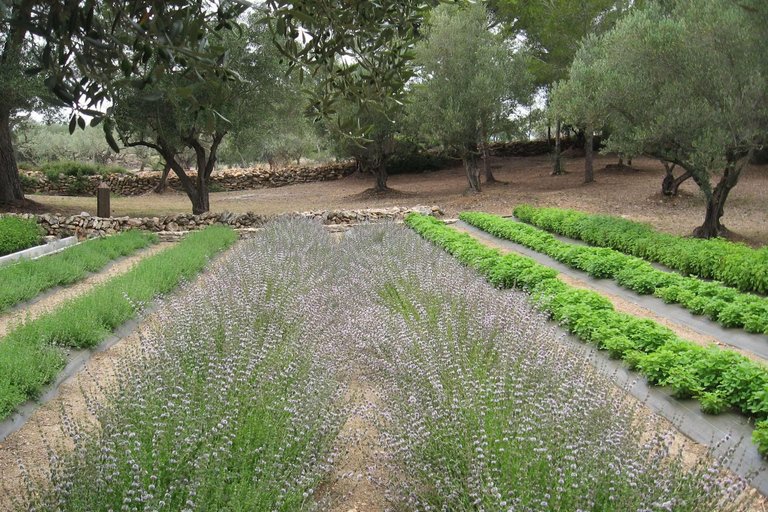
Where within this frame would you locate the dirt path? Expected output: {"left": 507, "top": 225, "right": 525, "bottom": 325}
{"left": 450, "top": 225, "right": 766, "bottom": 364}
{"left": 12, "top": 155, "right": 768, "bottom": 247}
{"left": 0, "top": 242, "right": 173, "bottom": 338}
{"left": 322, "top": 377, "right": 388, "bottom": 512}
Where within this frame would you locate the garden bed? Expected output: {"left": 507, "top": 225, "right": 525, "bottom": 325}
{"left": 1, "top": 219, "right": 758, "bottom": 510}
{"left": 0, "top": 226, "right": 237, "bottom": 421}
{"left": 405, "top": 213, "right": 768, "bottom": 455}
{"left": 461, "top": 212, "right": 768, "bottom": 335}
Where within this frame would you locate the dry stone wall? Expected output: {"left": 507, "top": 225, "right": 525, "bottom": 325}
{"left": 8, "top": 206, "right": 443, "bottom": 239}
{"left": 20, "top": 162, "right": 357, "bottom": 197}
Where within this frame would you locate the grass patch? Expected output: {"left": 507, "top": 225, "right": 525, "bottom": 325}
{"left": 0, "top": 230, "right": 158, "bottom": 313}
{"left": 0, "top": 226, "right": 237, "bottom": 419}
{"left": 0, "top": 216, "right": 43, "bottom": 257}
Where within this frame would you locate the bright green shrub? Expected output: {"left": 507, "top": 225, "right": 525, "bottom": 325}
{"left": 514, "top": 204, "right": 768, "bottom": 295}
{"left": 461, "top": 211, "right": 768, "bottom": 334}
{"left": 406, "top": 213, "right": 768, "bottom": 454}
{"left": 37, "top": 161, "right": 126, "bottom": 183}
{"left": 0, "top": 216, "right": 43, "bottom": 256}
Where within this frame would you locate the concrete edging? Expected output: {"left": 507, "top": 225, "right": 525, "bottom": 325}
{"left": 0, "top": 236, "right": 78, "bottom": 269}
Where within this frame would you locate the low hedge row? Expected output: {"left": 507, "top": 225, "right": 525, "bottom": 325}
{"left": 0, "top": 225, "right": 238, "bottom": 420}
{"left": 405, "top": 213, "right": 768, "bottom": 454}
{"left": 36, "top": 161, "right": 127, "bottom": 182}
{"left": 514, "top": 205, "right": 768, "bottom": 295}
{"left": 0, "top": 216, "right": 43, "bottom": 257}
{"left": 0, "top": 230, "right": 158, "bottom": 313}
{"left": 460, "top": 212, "right": 768, "bottom": 335}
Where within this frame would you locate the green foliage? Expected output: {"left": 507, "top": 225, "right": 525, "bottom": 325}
{"left": 0, "top": 226, "right": 237, "bottom": 419}
{"left": 386, "top": 138, "right": 450, "bottom": 175}
{"left": 0, "top": 230, "right": 157, "bottom": 313}
{"left": 406, "top": 212, "right": 768, "bottom": 454}
{"left": 408, "top": 3, "right": 533, "bottom": 161}
{"left": 515, "top": 205, "right": 768, "bottom": 295}
{"left": 267, "top": 0, "right": 428, "bottom": 139}
{"left": 461, "top": 211, "right": 768, "bottom": 334}
{"left": 0, "top": 216, "right": 43, "bottom": 256}
{"left": 18, "top": 173, "right": 39, "bottom": 191}
{"left": 37, "top": 161, "right": 126, "bottom": 181}
{"left": 558, "top": 0, "right": 767, "bottom": 235}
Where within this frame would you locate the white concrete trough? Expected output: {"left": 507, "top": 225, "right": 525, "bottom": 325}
{"left": 0, "top": 236, "right": 78, "bottom": 269}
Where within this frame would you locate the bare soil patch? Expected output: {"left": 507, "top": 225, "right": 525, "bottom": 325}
{"left": 11, "top": 155, "right": 767, "bottom": 246}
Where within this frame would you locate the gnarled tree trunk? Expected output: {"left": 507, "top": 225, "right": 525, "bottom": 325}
{"left": 552, "top": 118, "right": 564, "bottom": 175}
{"left": 660, "top": 161, "right": 693, "bottom": 196}
{"left": 691, "top": 150, "right": 751, "bottom": 239}
{"left": 372, "top": 154, "right": 389, "bottom": 192}
{"left": 584, "top": 124, "right": 594, "bottom": 183}
{"left": 462, "top": 150, "right": 481, "bottom": 194}
{"left": 0, "top": 106, "right": 24, "bottom": 203}
{"left": 153, "top": 162, "right": 171, "bottom": 193}
{"left": 480, "top": 120, "right": 495, "bottom": 183}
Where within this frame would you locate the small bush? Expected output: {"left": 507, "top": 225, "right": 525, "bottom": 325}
{"left": 386, "top": 137, "right": 451, "bottom": 174}
{"left": 37, "top": 161, "right": 126, "bottom": 183}
{"left": 0, "top": 216, "right": 43, "bottom": 256}
{"left": 19, "top": 173, "right": 40, "bottom": 191}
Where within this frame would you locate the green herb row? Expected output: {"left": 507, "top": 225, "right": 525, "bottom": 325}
{"left": 0, "top": 230, "right": 158, "bottom": 313}
{"left": 405, "top": 213, "right": 768, "bottom": 454}
{"left": 0, "top": 216, "right": 43, "bottom": 257}
{"left": 514, "top": 205, "right": 768, "bottom": 295}
{"left": 0, "top": 225, "right": 238, "bottom": 420}
{"left": 460, "top": 212, "right": 768, "bottom": 335}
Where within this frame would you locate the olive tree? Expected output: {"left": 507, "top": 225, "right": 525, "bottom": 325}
{"left": 407, "top": 2, "right": 532, "bottom": 193}
{"left": 562, "top": 0, "right": 767, "bottom": 238}
{"left": 112, "top": 14, "right": 285, "bottom": 214}
{"left": 0, "top": 0, "right": 246, "bottom": 204}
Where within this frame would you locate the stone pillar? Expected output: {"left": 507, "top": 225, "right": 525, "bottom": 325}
{"left": 97, "top": 182, "right": 111, "bottom": 218}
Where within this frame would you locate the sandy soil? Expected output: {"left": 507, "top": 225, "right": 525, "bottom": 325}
{"left": 0, "top": 242, "right": 173, "bottom": 338}
{"left": 9, "top": 155, "right": 767, "bottom": 246}
{"left": 451, "top": 225, "right": 766, "bottom": 363}
{"left": 321, "top": 377, "right": 388, "bottom": 512}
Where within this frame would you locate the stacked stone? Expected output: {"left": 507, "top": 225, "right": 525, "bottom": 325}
{"left": 11, "top": 205, "right": 443, "bottom": 238}
{"left": 19, "top": 162, "right": 357, "bottom": 197}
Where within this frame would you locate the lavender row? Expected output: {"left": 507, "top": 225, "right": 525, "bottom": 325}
{"left": 16, "top": 220, "right": 756, "bottom": 511}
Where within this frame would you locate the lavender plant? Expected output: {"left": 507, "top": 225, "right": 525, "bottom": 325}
{"left": 19, "top": 220, "right": 756, "bottom": 511}
{"left": 23, "top": 218, "right": 351, "bottom": 511}
{"left": 343, "top": 224, "right": 755, "bottom": 511}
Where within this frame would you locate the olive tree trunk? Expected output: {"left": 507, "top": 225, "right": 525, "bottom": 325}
{"left": 691, "top": 150, "right": 752, "bottom": 239}
{"left": 584, "top": 125, "right": 594, "bottom": 183}
{"left": 0, "top": 106, "right": 24, "bottom": 203}
{"left": 552, "top": 118, "right": 564, "bottom": 175}
{"left": 462, "top": 150, "right": 481, "bottom": 193}
{"left": 153, "top": 163, "right": 171, "bottom": 193}
{"left": 661, "top": 161, "right": 693, "bottom": 196}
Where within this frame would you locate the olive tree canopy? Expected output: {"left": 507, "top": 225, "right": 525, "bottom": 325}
{"left": 407, "top": 2, "right": 533, "bottom": 193}
{"left": 557, "top": 0, "right": 767, "bottom": 238}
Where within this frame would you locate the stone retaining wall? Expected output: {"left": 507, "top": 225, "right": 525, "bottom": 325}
{"left": 7, "top": 206, "right": 443, "bottom": 239}
{"left": 488, "top": 139, "right": 578, "bottom": 157}
{"left": 20, "top": 162, "right": 357, "bottom": 197}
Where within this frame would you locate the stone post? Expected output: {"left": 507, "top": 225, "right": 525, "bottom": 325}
{"left": 97, "top": 182, "right": 111, "bottom": 218}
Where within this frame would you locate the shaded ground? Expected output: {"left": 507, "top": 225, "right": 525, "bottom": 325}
{"left": 6, "top": 154, "right": 768, "bottom": 245}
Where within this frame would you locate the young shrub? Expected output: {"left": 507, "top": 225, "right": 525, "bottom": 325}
{"left": 0, "top": 216, "right": 43, "bottom": 256}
